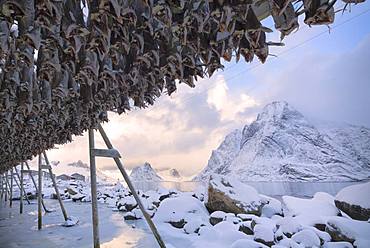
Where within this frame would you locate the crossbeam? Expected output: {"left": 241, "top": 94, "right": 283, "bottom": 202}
{"left": 88, "top": 125, "right": 167, "bottom": 248}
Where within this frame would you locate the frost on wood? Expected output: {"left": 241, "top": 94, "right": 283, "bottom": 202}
{"left": 0, "top": 0, "right": 366, "bottom": 172}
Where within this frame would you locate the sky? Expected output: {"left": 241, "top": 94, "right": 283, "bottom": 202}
{"left": 32, "top": 3, "right": 370, "bottom": 178}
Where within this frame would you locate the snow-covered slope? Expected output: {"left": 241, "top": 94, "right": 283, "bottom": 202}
{"left": 130, "top": 162, "right": 163, "bottom": 181}
{"left": 196, "top": 101, "right": 370, "bottom": 182}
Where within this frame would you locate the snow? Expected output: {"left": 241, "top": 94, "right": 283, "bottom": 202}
{"left": 291, "top": 229, "right": 321, "bottom": 247}
{"left": 231, "top": 239, "right": 269, "bottom": 248}
{"left": 62, "top": 216, "right": 79, "bottom": 227}
{"left": 153, "top": 195, "right": 209, "bottom": 224}
{"left": 210, "top": 211, "right": 227, "bottom": 219}
{"left": 2, "top": 173, "right": 370, "bottom": 248}
{"left": 335, "top": 181, "right": 370, "bottom": 208}
{"left": 130, "top": 162, "right": 163, "bottom": 182}
{"left": 253, "top": 224, "right": 275, "bottom": 243}
{"left": 323, "top": 242, "right": 354, "bottom": 248}
{"left": 326, "top": 216, "right": 370, "bottom": 244}
{"left": 209, "top": 175, "right": 263, "bottom": 211}
{"left": 282, "top": 192, "right": 339, "bottom": 217}
{"left": 196, "top": 101, "right": 370, "bottom": 182}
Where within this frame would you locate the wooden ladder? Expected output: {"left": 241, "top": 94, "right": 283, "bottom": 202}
{"left": 88, "top": 124, "right": 166, "bottom": 248}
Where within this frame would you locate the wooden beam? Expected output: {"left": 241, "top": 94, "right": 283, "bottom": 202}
{"left": 0, "top": 174, "right": 3, "bottom": 200}
{"left": 10, "top": 170, "right": 13, "bottom": 207}
{"left": 91, "top": 148, "right": 121, "bottom": 158}
{"left": 20, "top": 163, "right": 24, "bottom": 214}
{"left": 4, "top": 172, "right": 8, "bottom": 202}
{"left": 40, "top": 165, "right": 52, "bottom": 170}
{"left": 42, "top": 151, "right": 68, "bottom": 221}
{"left": 97, "top": 124, "right": 167, "bottom": 248}
{"left": 13, "top": 166, "right": 30, "bottom": 205}
{"left": 89, "top": 129, "right": 100, "bottom": 248}
{"left": 38, "top": 155, "right": 42, "bottom": 230}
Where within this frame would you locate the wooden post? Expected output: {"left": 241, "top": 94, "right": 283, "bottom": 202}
{"left": 14, "top": 166, "right": 30, "bottom": 204}
{"left": 0, "top": 174, "right": 3, "bottom": 200}
{"left": 25, "top": 162, "right": 51, "bottom": 212}
{"left": 89, "top": 129, "right": 100, "bottom": 248}
{"left": 38, "top": 154, "right": 42, "bottom": 230}
{"left": 97, "top": 124, "right": 167, "bottom": 248}
{"left": 10, "top": 170, "right": 13, "bottom": 207}
{"left": 42, "top": 152, "right": 68, "bottom": 221}
{"left": 20, "top": 163, "right": 24, "bottom": 214}
{"left": 4, "top": 172, "right": 8, "bottom": 202}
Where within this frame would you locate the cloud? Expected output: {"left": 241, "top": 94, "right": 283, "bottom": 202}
{"left": 207, "top": 75, "right": 260, "bottom": 122}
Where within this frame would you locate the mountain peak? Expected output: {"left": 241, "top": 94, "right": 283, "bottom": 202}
{"left": 130, "top": 162, "right": 162, "bottom": 181}
{"left": 196, "top": 101, "right": 370, "bottom": 182}
{"left": 257, "top": 101, "right": 302, "bottom": 123}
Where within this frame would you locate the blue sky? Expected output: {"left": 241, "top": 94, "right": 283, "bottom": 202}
{"left": 40, "top": 4, "right": 370, "bottom": 178}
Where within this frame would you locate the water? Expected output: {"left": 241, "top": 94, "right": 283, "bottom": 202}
{"left": 130, "top": 180, "right": 366, "bottom": 197}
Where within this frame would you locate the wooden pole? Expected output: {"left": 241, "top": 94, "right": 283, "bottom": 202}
{"left": 10, "top": 169, "right": 13, "bottom": 207}
{"left": 0, "top": 174, "right": 3, "bottom": 200}
{"left": 25, "top": 162, "right": 51, "bottom": 212}
{"left": 42, "top": 152, "right": 68, "bottom": 221}
{"left": 14, "top": 166, "right": 30, "bottom": 204}
{"left": 89, "top": 129, "right": 100, "bottom": 248}
{"left": 20, "top": 163, "right": 24, "bottom": 214}
{"left": 4, "top": 172, "right": 8, "bottom": 202}
{"left": 97, "top": 124, "right": 166, "bottom": 248}
{"left": 38, "top": 154, "right": 42, "bottom": 230}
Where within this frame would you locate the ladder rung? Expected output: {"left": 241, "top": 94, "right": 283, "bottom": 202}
{"left": 21, "top": 170, "right": 33, "bottom": 174}
{"left": 41, "top": 165, "right": 51, "bottom": 170}
{"left": 92, "top": 148, "right": 121, "bottom": 158}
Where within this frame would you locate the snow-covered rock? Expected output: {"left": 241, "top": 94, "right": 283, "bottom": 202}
{"left": 283, "top": 192, "right": 340, "bottom": 218}
{"left": 291, "top": 229, "right": 321, "bottom": 247}
{"left": 197, "top": 101, "right": 370, "bottom": 182}
{"left": 325, "top": 216, "right": 370, "bottom": 245}
{"left": 206, "top": 175, "right": 265, "bottom": 215}
{"left": 130, "top": 162, "right": 162, "bottom": 182}
{"left": 153, "top": 195, "right": 209, "bottom": 228}
{"left": 335, "top": 182, "right": 370, "bottom": 221}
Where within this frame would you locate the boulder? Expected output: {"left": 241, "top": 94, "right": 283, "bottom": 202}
{"left": 205, "top": 175, "right": 264, "bottom": 215}
{"left": 66, "top": 187, "right": 78, "bottom": 196}
{"left": 325, "top": 217, "right": 370, "bottom": 245}
{"left": 209, "top": 211, "right": 226, "bottom": 225}
{"left": 335, "top": 182, "right": 370, "bottom": 221}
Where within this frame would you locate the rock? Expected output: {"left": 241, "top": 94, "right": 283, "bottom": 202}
{"left": 124, "top": 211, "right": 140, "bottom": 220}
{"left": 153, "top": 195, "right": 209, "bottom": 229}
{"left": 253, "top": 224, "right": 275, "bottom": 247}
{"left": 66, "top": 187, "right": 78, "bottom": 196}
{"left": 168, "top": 219, "right": 186, "bottom": 228}
{"left": 334, "top": 200, "right": 370, "bottom": 221}
{"left": 205, "top": 175, "right": 264, "bottom": 215}
{"left": 334, "top": 182, "right": 370, "bottom": 221}
{"left": 291, "top": 229, "right": 321, "bottom": 247}
{"left": 209, "top": 211, "right": 226, "bottom": 225}
{"left": 71, "top": 192, "right": 86, "bottom": 202}
{"left": 239, "top": 221, "right": 254, "bottom": 235}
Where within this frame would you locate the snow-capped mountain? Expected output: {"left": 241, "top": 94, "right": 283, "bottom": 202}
{"left": 157, "top": 168, "right": 183, "bottom": 181}
{"left": 130, "top": 162, "right": 163, "bottom": 181}
{"left": 196, "top": 101, "right": 370, "bottom": 182}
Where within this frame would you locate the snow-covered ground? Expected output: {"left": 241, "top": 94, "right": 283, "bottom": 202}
{"left": 0, "top": 176, "right": 369, "bottom": 248}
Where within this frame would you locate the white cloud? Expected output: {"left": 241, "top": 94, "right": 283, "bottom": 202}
{"left": 207, "top": 75, "right": 259, "bottom": 122}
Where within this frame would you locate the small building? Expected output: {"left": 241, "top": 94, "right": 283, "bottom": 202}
{"left": 71, "top": 173, "right": 85, "bottom": 182}
{"left": 56, "top": 174, "right": 72, "bottom": 181}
